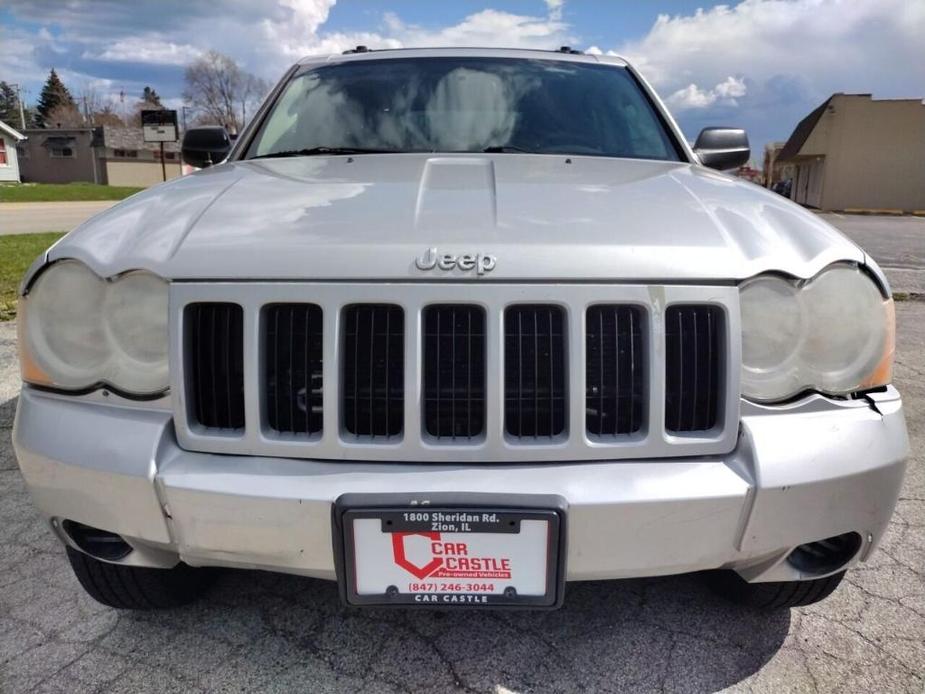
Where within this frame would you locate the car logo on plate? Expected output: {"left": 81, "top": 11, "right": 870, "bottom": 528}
{"left": 415, "top": 247, "right": 496, "bottom": 275}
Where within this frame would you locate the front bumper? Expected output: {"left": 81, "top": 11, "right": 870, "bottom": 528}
{"left": 13, "top": 386, "right": 908, "bottom": 584}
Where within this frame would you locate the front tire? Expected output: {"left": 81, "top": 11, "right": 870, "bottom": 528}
{"left": 706, "top": 569, "right": 845, "bottom": 609}
{"left": 66, "top": 546, "right": 212, "bottom": 609}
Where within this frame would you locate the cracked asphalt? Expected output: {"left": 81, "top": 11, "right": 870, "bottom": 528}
{"left": 0, "top": 304, "right": 922, "bottom": 694}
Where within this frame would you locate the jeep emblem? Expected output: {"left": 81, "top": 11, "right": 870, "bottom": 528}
{"left": 414, "top": 247, "right": 496, "bottom": 275}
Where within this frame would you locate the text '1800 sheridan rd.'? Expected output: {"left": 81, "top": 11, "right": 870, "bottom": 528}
{"left": 13, "top": 47, "right": 907, "bottom": 612}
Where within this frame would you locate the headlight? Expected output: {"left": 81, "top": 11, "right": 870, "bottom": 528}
{"left": 740, "top": 264, "right": 894, "bottom": 402}
{"left": 19, "top": 260, "right": 169, "bottom": 396}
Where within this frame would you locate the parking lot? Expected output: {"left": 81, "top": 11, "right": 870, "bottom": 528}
{"left": 0, "top": 303, "right": 922, "bottom": 693}
{"left": 818, "top": 213, "right": 925, "bottom": 296}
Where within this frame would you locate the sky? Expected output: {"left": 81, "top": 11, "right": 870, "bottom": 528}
{"left": 1, "top": 0, "right": 924, "bottom": 157}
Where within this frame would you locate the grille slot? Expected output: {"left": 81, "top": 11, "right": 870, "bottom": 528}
{"left": 504, "top": 305, "right": 566, "bottom": 438}
{"left": 586, "top": 305, "right": 644, "bottom": 436}
{"left": 186, "top": 302, "right": 245, "bottom": 430}
{"left": 665, "top": 305, "right": 723, "bottom": 433}
{"left": 343, "top": 304, "right": 404, "bottom": 437}
{"left": 264, "top": 304, "right": 323, "bottom": 435}
{"left": 423, "top": 305, "right": 485, "bottom": 440}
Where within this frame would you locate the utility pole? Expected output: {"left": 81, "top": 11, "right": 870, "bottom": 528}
{"left": 10, "top": 83, "right": 26, "bottom": 129}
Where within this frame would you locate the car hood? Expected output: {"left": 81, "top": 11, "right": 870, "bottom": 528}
{"left": 51, "top": 154, "right": 862, "bottom": 282}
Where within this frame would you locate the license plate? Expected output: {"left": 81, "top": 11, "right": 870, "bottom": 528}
{"left": 335, "top": 498, "right": 565, "bottom": 608}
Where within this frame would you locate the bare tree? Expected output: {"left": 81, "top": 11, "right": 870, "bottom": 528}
{"left": 92, "top": 104, "right": 126, "bottom": 127}
{"left": 77, "top": 83, "right": 107, "bottom": 126}
{"left": 239, "top": 72, "right": 270, "bottom": 127}
{"left": 183, "top": 50, "right": 269, "bottom": 133}
{"left": 44, "top": 102, "right": 84, "bottom": 128}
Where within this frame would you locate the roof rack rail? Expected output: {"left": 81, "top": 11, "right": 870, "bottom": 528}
{"left": 343, "top": 45, "right": 371, "bottom": 54}
{"left": 556, "top": 46, "right": 582, "bottom": 54}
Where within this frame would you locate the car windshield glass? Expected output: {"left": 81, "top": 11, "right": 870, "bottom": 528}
{"left": 247, "top": 57, "right": 681, "bottom": 161}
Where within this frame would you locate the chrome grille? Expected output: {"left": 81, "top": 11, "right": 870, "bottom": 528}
{"left": 171, "top": 283, "right": 740, "bottom": 462}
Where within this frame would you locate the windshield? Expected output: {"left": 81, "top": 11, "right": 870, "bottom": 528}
{"left": 246, "top": 57, "right": 682, "bottom": 161}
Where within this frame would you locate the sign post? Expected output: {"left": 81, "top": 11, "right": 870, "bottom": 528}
{"left": 141, "top": 109, "right": 179, "bottom": 182}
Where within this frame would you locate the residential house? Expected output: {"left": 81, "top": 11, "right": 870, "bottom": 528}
{"left": 0, "top": 119, "right": 26, "bottom": 182}
{"left": 98, "top": 127, "right": 182, "bottom": 186}
{"left": 16, "top": 128, "right": 99, "bottom": 184}
{"left": 17, "top": 126, "right": 182, "bottom": 187}
{"left": 778, "top": 93, "right": 925, "bottom": 211}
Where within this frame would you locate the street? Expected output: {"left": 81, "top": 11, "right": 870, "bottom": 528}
{"left": 0, "top": 201, "right": 117, "bottom": 236}
{"left": 0, "top": 303, "right": 922, "bottom": 693}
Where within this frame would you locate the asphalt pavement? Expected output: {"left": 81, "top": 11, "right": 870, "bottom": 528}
{"left": 0, "top": 201, "right": 117, "bottom": 236}
{"left": 0, "top": 303, "right": 922, "bottom": 693}
{"left": 818, "top": 213, "right": 925, "bottom": 296}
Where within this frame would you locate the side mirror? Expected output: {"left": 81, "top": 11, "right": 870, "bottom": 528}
{"left": 181, "top": 126, "right": 232, "bottom": 169}
{"left": 693, "top": 127, "right": 750, "bottom": 171}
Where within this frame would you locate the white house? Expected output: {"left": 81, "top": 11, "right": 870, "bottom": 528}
{"left": 0, "top": 119, "right": 26, "bottom": 182}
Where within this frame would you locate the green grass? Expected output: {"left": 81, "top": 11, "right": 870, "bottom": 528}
{"left": 0, "top": 182, "right": 143, "bottom": 203}
{"left": 0, "top": 232, "right": 66, "bottom": 321}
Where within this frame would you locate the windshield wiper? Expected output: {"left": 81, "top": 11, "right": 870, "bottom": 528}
{"left": 250, "top": 146, "right": 400, "bottom": 159}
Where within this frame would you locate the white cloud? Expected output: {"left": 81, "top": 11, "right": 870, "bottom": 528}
{"left": 616, "top": 0, "right": 925, "bottom": 102}
{"left": 382, "top": 9, "right": 572, "bottom": 51}
{"left": 5, "top": 0, "right": 923, "bottom": 154}
{"left": 245, "top": 5, "right": 573, "bottom": 75}
{"left": 607, "top": 0, "right": 925, "bottom": 149}
{"left": 714, "top": 75, "right": 747, "bottom": 100}
{"left": 88, "top": 39, "right": 203, "bottom": 65}
{"left": 545, "top": 0, "right": 565, "bottom": 21}
{"left": 667, "top": 76, "right": 747, "bottom": 110}
{"left": 667, "top": 84, "right": 716, "bottom": 110}
{"left": 279, "top": 0, "right": 337, "bottom": 35}
{"left": 1, "top": 0, "right": 574, "bottom": 92}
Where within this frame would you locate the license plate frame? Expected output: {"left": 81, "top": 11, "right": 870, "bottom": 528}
{"left": 333, "top": 493, "right": 567, "bottom": 609}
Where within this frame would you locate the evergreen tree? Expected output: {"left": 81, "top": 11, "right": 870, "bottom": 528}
{"left": 141, "top": 86, "right": 162, "bottom": 107}
{"left": 35, "top": 69, "right": 76, "bottom": 128}
{"left": 0, "top": 81, "right": 20, "bottom": 126}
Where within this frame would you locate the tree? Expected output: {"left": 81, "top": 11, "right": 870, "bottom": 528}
{"left": 92, "top": 104, "right": 126, "bottom": 127}
{"left": 76, "top": 84, "right": 106, "bottom": 126}
{"left": 0, "top": 81, "right": 20, "bottom": 126}
{"left": 133, "top": 85, "right": 164, "bottom": 125}
{"left": 35, "top": 68, "right": 77, "bottom": 128}
{"left": 141, "top": 86, "right": 162, "bottom": 107}
{"left": 44, "top": 103, "right": 84, "bottom": 128}
{"left": 183, "top": 50, "right": 269, "bottom": 133}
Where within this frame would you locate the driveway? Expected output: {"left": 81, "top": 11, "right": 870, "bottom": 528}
{"left": 0, "top": 302, "right": 923, "bottom": 692}
{"left": 0, "top": 201, "right": 117, "bottom": 235}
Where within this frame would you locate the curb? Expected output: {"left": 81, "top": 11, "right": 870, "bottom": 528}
{"left": 832, "top": 208, "right": 925, "bottom": 217}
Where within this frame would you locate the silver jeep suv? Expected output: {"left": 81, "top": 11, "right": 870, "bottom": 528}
{"left": 13, "top": 48, "right": 908, "bottom": 611}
